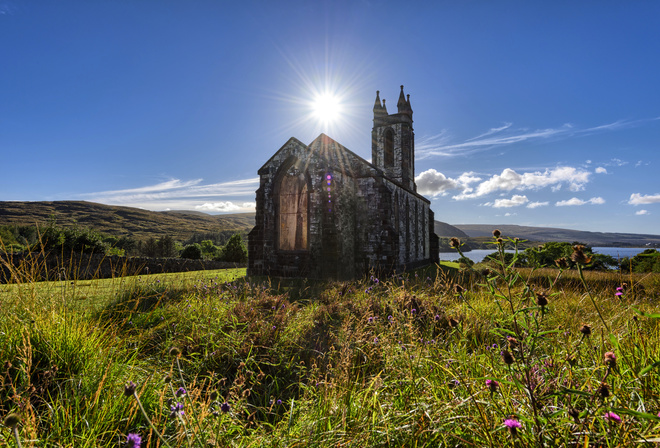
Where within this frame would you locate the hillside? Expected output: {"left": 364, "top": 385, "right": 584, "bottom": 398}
{"left": 2, "top": 201, "right": 659, "bottom": 247}
{"left": 0, "top": 201, "right": 254, "bottom": 241}
{"left": 455, "top": 224, "right": 660, "bottom": 247}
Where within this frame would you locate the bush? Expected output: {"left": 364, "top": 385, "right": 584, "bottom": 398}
{"left": 180, "top": 243, "right": 202, "bottom": 260}
{"left": 221, "top": 234, "right": 248, "bottom": 263}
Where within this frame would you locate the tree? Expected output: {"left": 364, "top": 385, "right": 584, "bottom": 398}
{"left": 199, "top": 240, "right": 220, "bottom": 260}
{"left": 221, "top": 234, "right": 248, "bottom": 263}
{"left": 180, "top": 243, "right": 202, "bottom": 260}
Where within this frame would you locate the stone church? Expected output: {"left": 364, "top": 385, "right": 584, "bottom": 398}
{"left": 248, "top": 86, "right": 439, "bottom": 279}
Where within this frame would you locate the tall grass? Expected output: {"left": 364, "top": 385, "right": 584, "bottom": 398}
{"left": 1, "top": 239, "right": 659, "bottom": 447}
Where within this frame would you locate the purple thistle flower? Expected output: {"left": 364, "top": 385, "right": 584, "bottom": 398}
{"left": 604, "top": 411, "right": 621, "bottom": 423}
{"left": 220, "top": 402, "right": 230, "bottom": 413}
{"left": 504, "top": 419, "right": 522, "bottom": 435}
{"left": 175, "top": 387, "right": 186, "bottom": 397}
{"left": 126, "top": 433, "right": 141, "bottom": 448}
{"left": 276, "top": 399, "right": 283, "bottom": 405}
{"left": 486, "top": 379, "right": 499, "bottom": 392}
{"left": 170, "top": 401, "right": 184, "bottom": 417}
{"left": 367, "top": 316, "right": 374, "bottom": 323}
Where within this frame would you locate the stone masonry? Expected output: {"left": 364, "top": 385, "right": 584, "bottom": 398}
{"left": 248, "top": 86, "right": 439, "bottom": 279}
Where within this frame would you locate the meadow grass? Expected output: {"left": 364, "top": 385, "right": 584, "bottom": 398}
{"left": 1, "top": 244, "right": 660, "bottom": 447}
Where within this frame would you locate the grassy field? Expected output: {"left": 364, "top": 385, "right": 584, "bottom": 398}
{"left": 1, "top": 245, "right": 660, "bottom": 447}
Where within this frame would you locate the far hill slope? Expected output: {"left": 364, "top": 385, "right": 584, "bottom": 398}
{"left": 455, "top": 224, "right": 660, "bottom": 247}
{"left": 434, "top": 221, "right": 469, "bottom": 239}
{"left": 0, "top": 201, "right": 254, "bottom": 240}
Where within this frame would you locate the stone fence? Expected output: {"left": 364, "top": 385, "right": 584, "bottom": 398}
{"left": 0, "top": 253, "right": 245, "bottom": 283}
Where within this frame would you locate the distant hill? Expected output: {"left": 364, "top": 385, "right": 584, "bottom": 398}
{"left": 2, "top": 201, "right": 658, "bottom": 247}
{"left": 433, "top": 221, "right": 469, "bottom": 239}
{"left": 0, "top": 201, "right": 254, "bottom": 241}
{"left": 455, "top": 224, "right": 660, "bottom": 247}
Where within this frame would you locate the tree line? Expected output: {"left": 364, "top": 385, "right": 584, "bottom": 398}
{"left": 0, "top": 221, "right": 248, "bottom": 263}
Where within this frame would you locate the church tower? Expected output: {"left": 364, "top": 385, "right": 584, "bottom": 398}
{"left": 371, "top": 85, "right": 416, "bottom": 191}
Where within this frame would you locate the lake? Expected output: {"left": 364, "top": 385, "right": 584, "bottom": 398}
{"left": 439, "top": 247, "right": 652, "bottom": 263}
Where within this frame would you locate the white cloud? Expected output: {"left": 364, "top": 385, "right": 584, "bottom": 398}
{"left": 527, "top": 201, "right": 549, "bottom": 209}
{"left": 556, "top": 197, "right": 605, "bottom": 206}
{"left": 415, "top": 169, "right": 459, "bottom": 196}
{"left": 195, "top": 202, "right": 241, "bottom": 212}
{"left": 629, "top": 193, "right": 660, "bottom": 205}
{"left": 453, "top": 166, "right": 591, "bottom": 200}
{"left": 491, "top": 195, "right": 529, "bottom": 208}
{"left": 242, "top": 202, "right": 257, "bottom": 210}
{"left": 636, "top": 210, "right": 650, "bottom": 215}
{"left": 595, "top": 167, "right": 607, "bottom": 174}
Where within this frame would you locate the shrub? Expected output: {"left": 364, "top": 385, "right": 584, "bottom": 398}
{"left": 180, "top": 243, "right": 202, "bottom": 260}
{"left": 221, "top": 234, "right": 248, "bottom": 263}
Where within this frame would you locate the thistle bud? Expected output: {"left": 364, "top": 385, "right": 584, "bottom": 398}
{"left": 579, "top": 324, "right": 591, "bottom": 336}
{"left": 597, "top": 382, "right": 610, "bottom": 398}
{"left": 604, "top": 351, "right": 617, "bottom": 368}
{"left": 450, "top": 237, "right": 461, "bottom": 248}
{"left": 124, "top": 381, "right": 137, "bottom": 397}
{"left": 536, "top": 292, "right": 548, "bottom": 307}
{"left": 492, "top": 229, "right": 501, "bottom": 238}
{"left": 501, "top": 350, "right": 515, "bottom": 365}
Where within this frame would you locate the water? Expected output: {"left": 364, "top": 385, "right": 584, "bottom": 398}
{"left": 439, "top": 247, "right": 652, "bottom": 264}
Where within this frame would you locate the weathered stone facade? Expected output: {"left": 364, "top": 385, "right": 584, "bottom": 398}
{"left": 248, "top": 86, "right": 439, "bottom": 279}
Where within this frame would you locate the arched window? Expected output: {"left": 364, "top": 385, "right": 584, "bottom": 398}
{"left": 384, "top": 128, "right": 394, "bottom": 168}
{"left": 278, "top": 166, "right": 308, "bottom": 251}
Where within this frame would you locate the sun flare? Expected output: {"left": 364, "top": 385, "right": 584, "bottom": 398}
{"left": 311, "top": 93, "right": 342, "bottom": 126}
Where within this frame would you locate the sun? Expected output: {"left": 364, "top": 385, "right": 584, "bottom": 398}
{"left": 311, "top": 92, "right": 343, "bottom": 126}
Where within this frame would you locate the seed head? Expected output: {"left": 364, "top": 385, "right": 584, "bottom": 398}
{"left": 536, "top": 292, "right": 548, "bottom": 307}
{"left": 450, "top": 237, "right": 461, "bottom": 248}
{"left": 501, "top": 350, "right": 514, "bottom": 365}
{"left": 555, "top": 257, "right": 569, "bottom": 269}
{"left": 506, "top": 336, "right": 519, "bottom": 349}
{"left": 492, "top": 229, "right": 501, "bottom": 238}
{"left": 123, "top": 381, "right": 137, "bottom": 397}
{"left": 3, "top": 413, "right": 20, "bottom": 428}
{"left": 579, "top": 324, "right": 591, "bottom": 336}
{"left": 571, "top": 245, "right": 592, "bottom": 265}
{"left": 597, "top": 382, "right": 610, "bottom": 398}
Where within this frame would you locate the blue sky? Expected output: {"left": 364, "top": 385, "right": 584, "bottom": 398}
{"left": 2, "top": 1, "right": 659, "bottom": 234}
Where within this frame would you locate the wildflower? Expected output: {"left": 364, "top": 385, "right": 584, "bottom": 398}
{"left": 579, "top": 324, "right": 591, "bottom": 336}
{"left": 124, "top": 381, "right": 137, "bottom": 397}
{"left": 450, "top": 237, "right": 461, "bottom": 248}
{"left": 501, "top": 350, "right": 514, "bottom": 365}
{"left": 615, "top": 286, "right": 624, "bottom": 297}
{"left": 597, "top": 382, "right": 610, "bottom": 398}
{"left": 276, "top": 399, "right": 282, "bottom": 405}
{"left": 368, "top": 316, "right": 375, "bottom": 323}
{"left": 220, "top": 402, "right": 230, "bottom": 413}
{"left": 486, "top": 379, "right": 499, "bottom": 393}
{"left": 604, "top": 351, "right": 617, "bottom": 367}
{"left": 555, "top": 257, "right": 569, "bottom": 269}
{"left": 411, "top": 308, "right": 417, "bottom": 314}
{"left": 496, "top": 237, "right": 503, "bottom": 244}
{"left": 603, "top": 411, "right": 621, "bottom": 423}
{"left": 503, "top": 418, "right": 522, "bottom": 436}
{"left": 434, "top": 314, "right": 440, "bottom": 321}
{"left": 175, "top": 387, "right": 186, "bottom": 397}
{"left": 126, "top": 433, "right": 142, "bottom": 448}
{"left": 170, "top": 401, "right": 184, "bottom": 417}
{"left": 492, "top": 229, "right": 501, "bottom": 238}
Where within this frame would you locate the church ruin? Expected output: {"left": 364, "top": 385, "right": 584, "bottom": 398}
{"left": 248, "top": 86, "right": 439, "bottom": 279}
